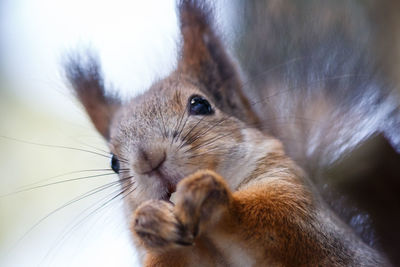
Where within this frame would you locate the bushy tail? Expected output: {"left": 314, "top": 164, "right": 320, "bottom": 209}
{"left": 225, "top": 0, "right": 400, "bottom": 264}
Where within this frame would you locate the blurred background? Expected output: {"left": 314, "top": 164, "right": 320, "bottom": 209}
{"left": 1, "top": 0, "right": 400, "bottom": 266}
{"left": 0, "top": 0, "right": 179, "bottom": 266}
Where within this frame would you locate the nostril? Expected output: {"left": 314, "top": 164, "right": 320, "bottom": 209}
{"left": 152, "top": 151, "right": 166, "bottom": 171}
{"left": 134, "top": 147, "right": 166, "bottom": 174}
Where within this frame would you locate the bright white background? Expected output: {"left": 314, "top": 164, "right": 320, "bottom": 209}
{"left": 0, "top": 1, "right": 233, "bottom": 266}
{"left": 0, "top": 0, "right": 179, "bottom": 118}
{"left": 0, "top": 0, "right": 179, "bottom": 266}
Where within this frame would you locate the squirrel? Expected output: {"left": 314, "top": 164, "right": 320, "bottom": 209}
{"left": 64, "top": 0, "right": 400, "bottom": 266}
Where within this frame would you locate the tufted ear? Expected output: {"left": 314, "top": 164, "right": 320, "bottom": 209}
{"left": 177, "top": 0, "right": 259, "bottom": 124}
{"left": 64, "top": 54, "right": 120, "bottom": 140}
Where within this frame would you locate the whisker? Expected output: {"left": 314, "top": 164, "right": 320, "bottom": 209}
{"left": 242, "top": 116, "right": 323, "bottom": 131}
{"left": 0, "top": 171, "right": 129, "bottom": 198}
{"left": 119, "top": 183, "right": 138, "bottom": 202}
{"left": 178, "top": 116, "right": 207, "bottom": 148}
{"left": 187, "top": 147, "right": 227, "bottom": 159}
{"left": 39, "top": 178, "right": 135, "bottom": 266}
{"left": 10, "top": 176, "right": 134, "bottom": 254}
{"left": 175, "top": 112, "right": 190, "bottom": 144}
{"left": 72, "top": 139, "right": 130, "bottom": 164}
{"left": 0, "top": 135, "right": 131, "bottom": 164}
{"left": 0, "top": 135, "right": 112, "bottom": 159}
{"left": 66, "top": 135, "right": 110, "bottom": 155}
{"left": 184, "top": 116, "right": 230, "bottom": 147}
{"left": 188, "top": 152, "right": 226, "bottom": 160}
{"left": 12, "top": 168, "right": 117, "bottom": 191}
{"left": 230, "top": 56, "right": 308, "bottom": 96}
{"left": 171, "top": 104, "right": 187, "bottom": 145}
{"left": 249, "top": 88, "right": 294, "bottom": 106}
{"left": 184, "top": 131, "right": 238, "bottom": 153}
{"left": 249, "top": 56, "right": 307, "bottom": 79}
{"left": 248, "top": 74, "right": 369, "bottom": 107}
{"left": 157, "top": 103, "right": 168, "bottom": 138}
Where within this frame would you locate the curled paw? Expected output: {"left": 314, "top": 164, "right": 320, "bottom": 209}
{"left": 132, "top": 200, "right": 194, "bottom": 250}
{"left": 174, "top": 170, "right": 232, "bottom": 239}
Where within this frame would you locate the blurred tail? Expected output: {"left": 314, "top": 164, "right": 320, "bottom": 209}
{"left": 228, "top": 0, "right": 400, "bottom": 169}
{"left": 225, "top": 0, "right": 400, "bottom": 264}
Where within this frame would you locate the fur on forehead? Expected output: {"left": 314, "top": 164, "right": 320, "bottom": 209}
{"left": 65, "top": 0, "right": 259, "bottom": 143}
{"left": 124, "top": 74, "right": 212, "bottom": 114}
{"left": 108, "top": 74, "right": 216, "bottom": 143}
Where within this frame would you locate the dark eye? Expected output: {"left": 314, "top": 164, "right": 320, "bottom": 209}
{"left": 188, "top": 95, "right": 214, "bottom": 115}
{"left": 111, "top": 154, "right": 120, "bottom": 174}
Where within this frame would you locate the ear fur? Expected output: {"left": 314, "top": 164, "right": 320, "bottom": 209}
{"left": 178, "top": 0, "right": 259, "bottom": 125}
{"left": 64, "top": 54, "right": 120, "bottom": 140}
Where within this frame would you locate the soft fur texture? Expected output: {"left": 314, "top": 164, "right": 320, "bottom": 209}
{"left": 64, "top": 0, "right": 398, "bottom": 266}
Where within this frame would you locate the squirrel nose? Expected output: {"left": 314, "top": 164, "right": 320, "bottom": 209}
{"left": 133, "top": 146, "right": 166, "bottom": 174}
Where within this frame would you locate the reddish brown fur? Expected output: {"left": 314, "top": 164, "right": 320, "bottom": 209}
{"left": 133, "top": 165, "right": 364, "bottom": 266}
{"left": 65, "top": 0, "right": 390, "bottom": 266}
{"left": 178, "top": 1, "right": 260, "bottom": 127}
{"left": 64, "top": 54, "right": 120, "bottom": 139}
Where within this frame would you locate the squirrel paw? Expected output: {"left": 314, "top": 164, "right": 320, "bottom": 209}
{"left": 132, "top": 200, "right": 194, "bottom": 250}
{"left": 132, "top": 170, "right": 231, "bottom": 250}
{"left": 174, "top": 170, "right": 231, "bottom": 240}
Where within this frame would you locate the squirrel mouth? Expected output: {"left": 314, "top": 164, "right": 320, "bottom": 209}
{"left": 154, "top": 171, "right": 177, "bottom": 203}
{"left": 160, "top": 184, "right": 176, "bottom": 203}
{"left": 140, "top": 156, "right": 178, "bottom": 202}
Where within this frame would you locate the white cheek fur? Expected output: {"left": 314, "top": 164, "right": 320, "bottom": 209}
{"left": 217, "top": 128, "right": 277, "bottom": 190}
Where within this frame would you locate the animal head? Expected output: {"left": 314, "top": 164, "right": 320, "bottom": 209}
{"left": 64, "top": 1, "right": 277, "bottom": 211}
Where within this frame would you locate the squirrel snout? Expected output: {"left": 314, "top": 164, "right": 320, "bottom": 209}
{"left": 133, "top": 146, "right": 166, "bottom": 175}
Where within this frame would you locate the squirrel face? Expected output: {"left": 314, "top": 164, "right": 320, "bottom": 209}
{"left": 64, "top": 2, "right": 397, "bottom": 264}
{"left": 64, "top": 1, "right": 271, "bottom": 213}
{"left": 108, "top": 74, "right": 277, "bottom": 211}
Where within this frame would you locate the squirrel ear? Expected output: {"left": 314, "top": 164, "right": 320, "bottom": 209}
{"left": 64, "top": 54, "right": 120, "bottom": 140}
{"left": 177, "top": 0, "right": 259, "bottom": 124}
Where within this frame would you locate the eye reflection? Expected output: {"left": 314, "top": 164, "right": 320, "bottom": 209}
{"left": 188, "top": 95, "right": 214, "bottom": 116}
